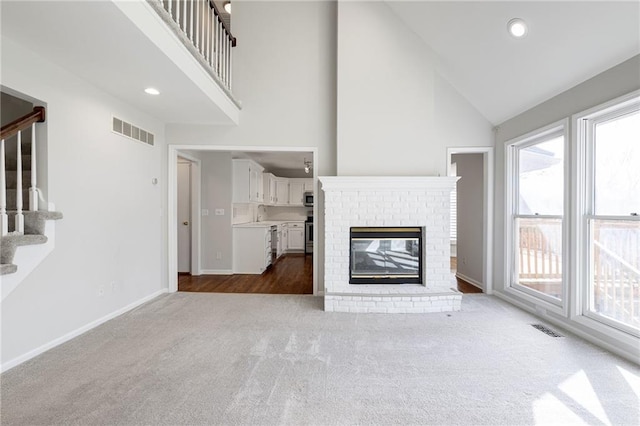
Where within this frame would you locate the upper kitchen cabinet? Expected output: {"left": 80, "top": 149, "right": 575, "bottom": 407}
{"left": 263, "top": 172, "right": 277, "bottom": 205}
{"left": 232, "top": 159, "right": 264, "bottom": 203}
{"left": 303, "top": 179, "right": 314, "bottom": 192}
{"left": 288, "top": 180, "right": 305, "bottom": 206}
{"left": 288, "top": 178, "right": 314, "bottom": 206}
{"left": 275, "top": 178, "right": 289, "bottom": 206}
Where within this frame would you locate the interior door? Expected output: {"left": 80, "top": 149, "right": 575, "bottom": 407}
{"left": 177, "top": 161, "right": 191, "bottom": 273}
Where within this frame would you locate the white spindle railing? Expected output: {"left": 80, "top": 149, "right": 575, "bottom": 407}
{"left": 15, "top": 131, "right": 24, "bottom": 234}
{"left": 156, "top": 0, "right": 236, "bottom": 93}
{"left": 0, "top": 106, "right": 45, "bottom": 236}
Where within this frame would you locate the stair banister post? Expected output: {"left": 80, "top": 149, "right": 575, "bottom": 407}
{"left": 15, "top": 131, "right": 24, "bottom": 234}
{"left": 0, "top": 138, "right": 7, "bottom": 236}
{"left": 29, "top": 122, "right": 38, "bottom": 211}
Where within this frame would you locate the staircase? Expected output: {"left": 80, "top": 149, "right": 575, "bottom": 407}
{"left": 1, "top": 106, "right": 62, "bottom": 286}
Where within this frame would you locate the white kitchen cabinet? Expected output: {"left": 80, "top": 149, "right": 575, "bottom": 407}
{"left": 232, "top": 159, "right": 264, "bottom": 203}
{"left": 276, "top": 224, "right": 285, "bottom": 258}
{"left": 263, "top": 173, "right": 277, "bottom": 205}
{"left": 288, "top": 180, "right": 305, "bottom": 206}
{"left": 281, "top": 224, "right": 288, "bottom": 254}
{"left": 275, "top": 178, "right": 289, "bottom": 205}
{"left": 287, "top": 222, "right": 305, "bottom": 251}
{"left": 303, "top": 179, "right": 314, "bottom": 192}
{"left": 232, "top": 226, "right": 272, "bottom": 274}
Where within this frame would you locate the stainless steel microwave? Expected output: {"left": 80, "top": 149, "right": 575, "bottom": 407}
{"left": 303, "top": 192, "right": 313, "bottom": 207}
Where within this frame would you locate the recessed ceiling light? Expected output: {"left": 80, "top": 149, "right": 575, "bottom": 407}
{"left": 507, "top": 18, "right": 528, "bottom": 38}
{"left": 144, "top": 87, "right": 160, "bottom": 95}
{"left": 224, "top": 2, "right": 231, "bottom": 14}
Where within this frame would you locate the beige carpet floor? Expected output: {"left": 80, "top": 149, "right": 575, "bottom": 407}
{"left": 1, "top": 293, "right": 638, "bottom": 425}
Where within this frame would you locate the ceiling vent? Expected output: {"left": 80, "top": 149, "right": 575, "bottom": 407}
{"left": 112, "top": 116, "right": 154, "bottom": 146}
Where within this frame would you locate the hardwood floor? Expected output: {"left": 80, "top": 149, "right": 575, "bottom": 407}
{"left": 451, "top": 257, "right": 484, "bottom": 294}
{"left": 179, "top": 254, "right": 313, "bottom": 294}
{"left": 179, "top": 255, "right": 480, "bottom": 295}
{"left": 456, "top": 277, "right": 483, "bottom": 294}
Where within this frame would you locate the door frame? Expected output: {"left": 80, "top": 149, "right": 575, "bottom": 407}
{"left": 176, "top": 152, "right": 202, "bottom": 277}
{"left": 167, "top": 145, "right": 319, "bottom": 294}
{"left": 447, "top": 146, "right": 494, "bottom": 294}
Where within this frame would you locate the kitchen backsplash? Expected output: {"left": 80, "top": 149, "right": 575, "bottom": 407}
{"left": 232, "top": 203, "right": 257, "bottom": 224}
{"left": 264, "top": 206, "right": 310, "bottom": 221}
{"left": 232, "top": 205, "right": 310, "bottom": 224}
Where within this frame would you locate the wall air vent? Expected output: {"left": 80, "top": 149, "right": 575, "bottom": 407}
{"left": 531, "top": 324, "right": 564, "bottom": 338}
{"left": 112, "top": 116, "right": 154, "bottom": 146}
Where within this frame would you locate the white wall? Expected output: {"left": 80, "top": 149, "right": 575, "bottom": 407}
{"left": 452, "top": 153, "right": 484, "bottom": 287}
{"left": 336, "top": 1, "right": 493, "bottom": 177}
{"left": 493, "top": 54, "right": 640, "bottom": 359}
{"left": 166, "top": 1, "right": 337, "bottom": 293}
{"left": 1, "top": 91, "right": 33, "bottom": 124}
{"left": 1, "top": 37, "right": 167, "bottom": 367}
{"left": 165, "top": 1, "right": 337, "bottom": 177}
{"left": 200, "top": 152, "right": 233, "bottom": 272}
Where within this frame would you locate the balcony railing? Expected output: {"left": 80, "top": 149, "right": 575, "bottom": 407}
{"left": 151, "top": 0, "right": 236, "bottom": 95}
{"left": 516, "top": 218, "right": 639, "bottom": 329}
{"left": 590, "top": 219, "right": 639, "bottom": 329}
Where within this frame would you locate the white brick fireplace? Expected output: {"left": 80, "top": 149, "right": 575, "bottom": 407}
{"left": 320, "top": 176, "right": 461, "bottom": 313}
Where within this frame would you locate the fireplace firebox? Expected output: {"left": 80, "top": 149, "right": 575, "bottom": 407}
{"left": 349, "top": 227, "right": 423, "bottom": 284}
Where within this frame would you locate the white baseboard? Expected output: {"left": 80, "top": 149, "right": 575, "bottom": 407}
{"left": 493, "top": 291, "right": 639, "bottom": 365}
{"left": 455, "top": 272, "right": 483, "bottom": 290}
{"left": 200, "top": 269, "right": 233, "bottom": 275}
{"left": 0, "top": 289, "right": 168, "bottom": 373}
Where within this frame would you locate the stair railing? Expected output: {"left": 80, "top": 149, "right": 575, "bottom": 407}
{"left": 0, "top": 106, "right": 45, "bottom": 236}
{"left": 153, "top": 0, "right": 237, "bottom": 94}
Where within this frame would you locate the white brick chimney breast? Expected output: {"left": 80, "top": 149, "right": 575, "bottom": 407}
{"left": 319, "top": 176, "right": 461, "bottom": 313}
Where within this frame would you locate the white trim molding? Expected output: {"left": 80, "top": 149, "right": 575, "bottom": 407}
{"left": 200, "top": 269, "right": 233, "bottom": 275}
{"left": 0, "top": 289, "right": 168, "bottom": 373}
{"left": 167, "top": 145, "right": 319, "bottom": 295}
{"left": 446, "top": 146, "right": 494, "bottom": 295}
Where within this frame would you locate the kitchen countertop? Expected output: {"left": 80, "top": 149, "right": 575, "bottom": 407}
{"left": 233, "top": 220, "right": 305, "bottom": 228}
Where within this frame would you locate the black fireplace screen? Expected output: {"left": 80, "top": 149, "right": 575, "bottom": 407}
{"left": 349, "top": 227, "right": 423, "bottom": 284}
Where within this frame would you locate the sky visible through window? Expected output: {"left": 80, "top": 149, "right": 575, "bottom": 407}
{"left": 519, "top": 136, "right": 564, "bottom": 215}
{"left": 595, "top": 110, "right": 640, "bottom": 216}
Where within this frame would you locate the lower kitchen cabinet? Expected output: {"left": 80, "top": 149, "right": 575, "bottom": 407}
{"left": 287, "top": 223, "right": 305, "bottom": 251}
{"left": 232, "top": 227, "right": 272, "bottom": 274}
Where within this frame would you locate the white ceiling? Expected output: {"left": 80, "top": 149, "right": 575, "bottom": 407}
{"left": 2, "top": 1, "right": 637, "bottom": 136}
{"left": 0, "top": 0, "right": 235, "bottom": 125}
{"left": 386, "top": 1, "right": 640, "bottom": 124}
{"left": 231, "top": 151, "right": 314, "bottom": 178}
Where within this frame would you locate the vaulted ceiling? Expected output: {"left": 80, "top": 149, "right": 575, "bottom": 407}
{"left": 387, "top": 0, "right": 640, "bottom": 124}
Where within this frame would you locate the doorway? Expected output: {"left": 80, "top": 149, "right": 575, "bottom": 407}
{"left": 177, "top": 159, "right": 191, "bottom": 273}
{"left": 176, "top": 154, "right": 201, "bottom": 276}
{"left": 167, "top": 145, "right": 319, "bottom": 295}
{"left": 447, "top": 147, "right": 494, "bottom": 294}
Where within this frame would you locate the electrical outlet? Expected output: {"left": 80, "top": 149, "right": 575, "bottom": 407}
{"left": 98, "top": 284, "right": 105, "bottom": 297}
{"left": 215, "top": 209, "right": 224, "bottom": 216}
{"left": 110, "top": 281, "right": 116, "bottom": 293}
{"left": 216, "top": 252, "right": 222, "bottom": 260}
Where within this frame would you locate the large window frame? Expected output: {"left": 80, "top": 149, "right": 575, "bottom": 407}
{"left": 505, "top": 120, "right": 570, "bottom": 314}
{"left": 574, "top": 91, "right": 640, "bottom": 338}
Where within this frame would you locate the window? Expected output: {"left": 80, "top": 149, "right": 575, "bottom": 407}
{"left": 506, "top": 122, "right": 567, "bottom": 305}
{"left": 579, "top": 96, "right": 640, "bottom": 335}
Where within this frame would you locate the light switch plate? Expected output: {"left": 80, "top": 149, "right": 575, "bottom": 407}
{"left": 215, "top": 209, "right": 225, "bottom": 216}
{"left": 202, "top": 209, "right": 209, "bottom": 216}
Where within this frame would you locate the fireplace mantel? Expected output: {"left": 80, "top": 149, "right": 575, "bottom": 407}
{"left": 320, "top": 176, "right": 459, "bottom": 190}
{"left": 320, "top": 175, "right": 462, "bottom": 313}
